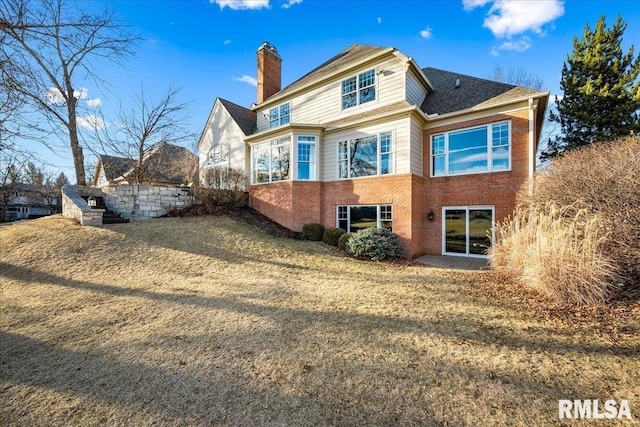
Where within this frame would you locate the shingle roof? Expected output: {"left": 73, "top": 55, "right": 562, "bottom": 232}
{"left": 420, "top": 67, "right": 542, "bottom": 115}
{"left": 99, "top": 155, "right": 136, "bottom": 181}
{"left": 139, "top": 142, "right": 198, "bottom": 184}
{"left": 98, "top": 143, "right": 198, "bottom": 185}
{"left": 219, "top": 98, "right": 257, "bottom": 136}
{"left": 269, "top": 44, "right": 390, "bottom": 102}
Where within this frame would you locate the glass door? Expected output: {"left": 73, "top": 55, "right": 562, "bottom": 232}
{"left": 443, "top": 207, "right": 494, "bottom": 257}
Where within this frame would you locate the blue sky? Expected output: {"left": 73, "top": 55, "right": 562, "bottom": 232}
{"left": 20, "top": 0, "right": 640, "bottom": 181}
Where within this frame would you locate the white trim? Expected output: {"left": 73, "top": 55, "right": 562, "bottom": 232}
{"left": 441, "top": 206, "right": 495, "bottom": 258}
{"left": 340, "top": 68, "right": 378, "bottom": 111}
{"left": 424, "top": 91, "right": 550, "bottom": 127}
{"left": 336, "top": 204, "right": 393, "bottom": 232}
{"left": 430, "top": 120, "right": 511, "bottom": 178}
{"left": 337, "top": 130, "right": 394, "bottom": 180}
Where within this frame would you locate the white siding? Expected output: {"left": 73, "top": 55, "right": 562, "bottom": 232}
{"left": 198, "top": 101, "right": 249, "bottom": 184}
{"left": 406, "top": 69, "right": 428, "bottom": 107}
{"left": 256, "top": 56, "right": 408, "bottom": 132}
{"left": 409, "top": 116, "right": 424, "bottom": 176}
{"left": 321, "top": 117, "right": 411, "bottom": 182}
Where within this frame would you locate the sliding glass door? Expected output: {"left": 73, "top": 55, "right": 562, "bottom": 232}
{"left": 443, "top": 206, "right": 494, "bottom": 257}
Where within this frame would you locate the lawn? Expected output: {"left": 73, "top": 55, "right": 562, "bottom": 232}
{"left": 1, "top": 215, "right": 638, "bottom": 426}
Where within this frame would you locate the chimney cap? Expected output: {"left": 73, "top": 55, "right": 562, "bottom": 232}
{"left": 257, "top": 41, "right": 281, "bottom": 59}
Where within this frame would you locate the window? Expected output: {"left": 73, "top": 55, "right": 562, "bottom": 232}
{"left": 431, "top": 121, "right": 511, "bottom": 176}
{"left": 297, "top": 136, "right": 316, "bottom": 180}
{"left": 336, "top": 205, "right": 393, "bottom": 232}
{"left": 252, "top": 137, "right": 291, "bottom": 183}
{"left": 269, "top": 103, "right": 290, "bottom": 128}
{"left": 208, "top": 144, "right": 229, "bottom": 166}
{"left": 443, "top": 206, "right": 494, "bottom": 257}
{"left": 341, "top": 69, "right": 376, "bottom": 109}
{"left": 339, "top": 132, "right": 392, "bottom": 179}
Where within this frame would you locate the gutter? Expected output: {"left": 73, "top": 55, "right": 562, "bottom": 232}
{"left": 425, "top": 91, "right": 550, "bottom": 123}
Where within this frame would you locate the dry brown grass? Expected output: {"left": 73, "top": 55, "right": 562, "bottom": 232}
{"left": 1, "top": 215, "right": 639, "bottom": 426}
{"left": 491, "top": 203, "right": 619, "bottom": 305}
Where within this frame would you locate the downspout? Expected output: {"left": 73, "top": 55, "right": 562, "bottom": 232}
{"left": 527, "top": 98, "right": 536, "bottom": 197}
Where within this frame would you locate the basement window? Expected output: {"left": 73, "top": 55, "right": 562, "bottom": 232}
{"left": 337, "top": 204, "right": 393, "bottom": 232}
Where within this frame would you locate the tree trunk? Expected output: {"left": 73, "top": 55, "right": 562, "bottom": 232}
{"left": 65, "top": 79, "right": 86, "bottom": 186}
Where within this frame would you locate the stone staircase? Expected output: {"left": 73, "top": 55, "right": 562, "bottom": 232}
{"left": 84, "top": 196, "right": 129, "bottom": 224}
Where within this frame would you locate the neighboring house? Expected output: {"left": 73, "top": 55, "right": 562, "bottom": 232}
{"left": 94, "top": 142, "right": 198, "bottom": 187}
{"left": 198, "top": 98, "right": 256, "bottom": 188}
{"left": 1, "top": 184, "right": 59, "bottom": 221}
{"left": 198, "top": 42, "right": 548, "bottom": 258}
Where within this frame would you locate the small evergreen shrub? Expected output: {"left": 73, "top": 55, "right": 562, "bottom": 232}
{"left": 322, "top": 227, "right": 346, "bottom": 246}
{"left": 338, "top": 232, "right": 355, "bottom": 252}
{"left": 346, "top": 227, "right": 404, "bottom": 261}
{"left": 302, "top": 223, "right": 324, "bottom": 241}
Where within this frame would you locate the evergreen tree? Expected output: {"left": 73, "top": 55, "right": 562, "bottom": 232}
{"left": 542, "top": 15, "right": 640, "bottom": 159}
{"left": 54, "top": 172, "right": 70, "bottom": 189}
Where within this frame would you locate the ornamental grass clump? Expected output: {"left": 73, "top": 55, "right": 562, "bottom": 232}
{"left": 346, "top": 227, "right": 404, "bottom": 261}
{"left": 490, "top": 135, "right": 640, "bottom": 304}
{"left": 491, "top": 203, "right": 618, "bottom": 305}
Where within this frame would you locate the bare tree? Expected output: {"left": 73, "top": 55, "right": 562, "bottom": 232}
{"left": 0, "top": 0, "right": 139, "bottom": 185}
{"left": 0, "top": 146, "right": 27, "bottom": 221}
{"left": 488, "top": 65, "right": 558, "bottom": 164}
{"left": 91, "top": 85, "right": 194, "bottom": 184}
{"left": 488, "top": 65, "right": 544, "bottom": 90}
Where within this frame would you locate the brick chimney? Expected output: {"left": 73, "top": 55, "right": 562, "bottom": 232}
{"left": 257, "top": 42, "right": 282, "bottom": 104}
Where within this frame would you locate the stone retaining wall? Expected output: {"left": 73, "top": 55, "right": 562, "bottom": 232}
{"left": 102, "top": 184, "right": 194, "bottom": 221}
{"left": 61, "top": 185, "right": 105, "bottom": 226}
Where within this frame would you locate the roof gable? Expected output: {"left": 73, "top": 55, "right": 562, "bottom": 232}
{"left": 219, "top": 98, "right": 257, "bottom": 136}
{"left": 261, "top": 44, "right": 390, "bottom": 105}
{"left": 98, "top": 155, "right": 136, "bottom": 181}
{"left": 421, "top": 67, "right": 542, "bottom": 115}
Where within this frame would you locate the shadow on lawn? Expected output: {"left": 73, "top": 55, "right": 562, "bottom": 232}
{"left": 1, "top": 261, "right": 636, "bottom": 360}
{"left": 2, "top": 261, "right": 637, "bottom": 425}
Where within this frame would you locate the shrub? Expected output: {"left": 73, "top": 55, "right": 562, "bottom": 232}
{"left": 322, "top": 227, "right": 346, "bottom": 246}
{"left": 346, "top": 227, "right": 404, "bottom": 261}
{"left": 490, "top": 135, "right": 639, "bottom": 304}
{"left": 194, "top": 187, "right": 248, "bottom": 214}
{"left": 302, "top": 223, "right": 324, "bottom": 241}
{"left": 338, "top": 232, "right": 355, "bottom": 252}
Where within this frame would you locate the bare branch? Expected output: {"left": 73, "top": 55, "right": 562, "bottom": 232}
{"left": 0, "top": 0, "right": 140, "bottom": 185}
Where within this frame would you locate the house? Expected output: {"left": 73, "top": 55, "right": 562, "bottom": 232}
{"left": 94, "top": 142, "right": 198, "bottom": 187}
{"left": 1, "top": 183, "right": 60, "bottom": 222}
{"left": 198, "top": 98, "right": 256, "bottom": 189}
{"left": 198, "top": 42, "right": 548, "bottom": 258}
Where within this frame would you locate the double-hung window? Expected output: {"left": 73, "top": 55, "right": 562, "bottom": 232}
{"left": 297, "top": 136, "right": 316, "bottom": 180}
{"left": 341, "top": 69, "right": 376, "bottom": 109}
{"left": 338, "top": 131, "right": 393, "bottom": 179}
{"left": 337, "top": 205, "right": 393, "bottom": 232}
{"left": 269, "top": 103, "right": 290, "bottom": 128}
{"left": 252, "top": 137, "right": 291, "bottom": 183}
{"left": 431, "top": 121, "right": 511, "bottom": 176}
